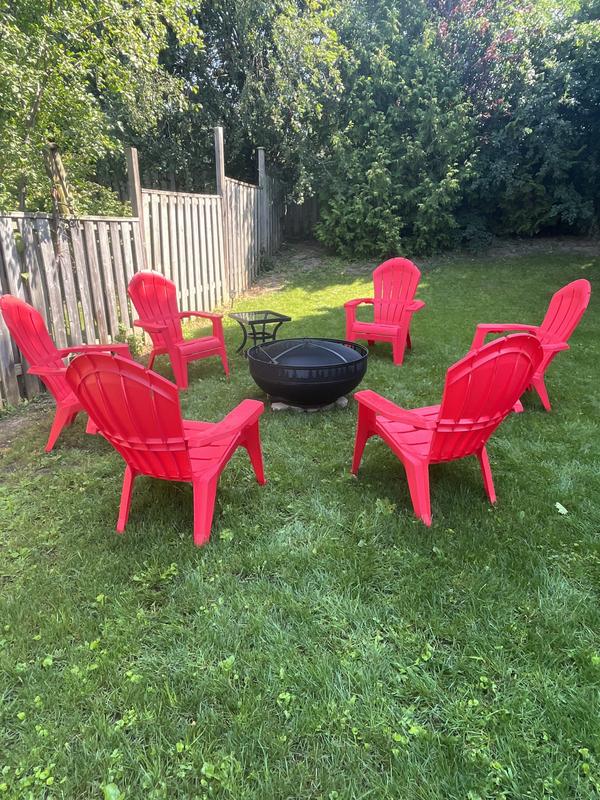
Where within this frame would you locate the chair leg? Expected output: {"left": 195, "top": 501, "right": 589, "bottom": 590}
{"left": 406, "top": 330, "right": 412, "bottom": 350}
{"left": 531, "top": 373, "right": 551, "bottom": 411}
{"left": 45, "top": 405, "right": 74, "bottom": 452}
{"left": 147, "top": 350, "right": 157, "bottom": 371}
{"left": 85, "top": 415, "right": 98, "bottom": 435}
{"left": 220, "top": 346, "right": 230, "bottom": 379}
{"left": 171, "top": 353, "right": 189, "bottom": 389}
{"left": 392, "top": 335, "right": 407, "bottom": 366}
{"left": 192, "top": 475, "right": 219, "bottom": 547}
{"left": 368, "top": 340, "right": 375, "bottom": 347}
{"left": 117, "top": 466, "right": 137, "bottom": 532}
{"left": 404, "top": 460, "right": 432, "bottom": 526}
{"left": 351, "top": 405, "right": 375, "bottom": 474}
{"left": 242, "top": 421, "right": 266, "bottom": 485}
{"left": 477, "top": 447, "right": 496, "bottom": 504}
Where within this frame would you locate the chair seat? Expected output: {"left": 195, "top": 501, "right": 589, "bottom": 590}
{"left": 377, "top": 405, "right": 440, "bottom": 458}
{"left": 352, "top": 321, "right": 402, "bottom": 337}
{"left": 183, "top": 419, "right": 239, "bottom": 472}
{"left": 178, "top": 336, "right": 223, "bottom": 356}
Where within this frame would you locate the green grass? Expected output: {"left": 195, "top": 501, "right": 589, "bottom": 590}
{"left": 1, "top": 243, "right": 599, "bottom": 799}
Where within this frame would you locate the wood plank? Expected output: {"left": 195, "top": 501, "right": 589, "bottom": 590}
{"left": 214, "top": 197, "right": 225, "bottom": 306}
{"left": 142, "top": 193, "right": 152, "bottom": 268}
{"left": 56, "top": 222, "right": 83, "bottom": 343}
{"left": 168, "top": 193, "right": 178, "bottom": 286}
{"left": 159, "top": 194, "right": 171, "bottom": 281}
{"left": 198, "top": 199, "right": 210, "bottom": 310}
{"left": 176, "top": 195, "right": 188, "bottom": 310}
{"left": 151, "top": 192, "right": 161, "bottom": 270}
{"left": 191, "top": 197, "right": 203, "bottom": 309}
{"left": 109, "top": 222, "right": 129, "bottom": 329}
{"left": 96, "top": 221, "right": 119, "bottom": 337}
{"left": 205, "top": 199, "right": 216, "bottom": 309}
{"left": 131, "top": 219, "right": 145, "bottom": 276}
{"left": 83, "top": 221, "right": 109, "bottom": 341}
{"left": 70, "top": 222, "right": 96, "bottom": 343}
{"left": 0, "top": 315, "right": 21, "bottom": 406}
{"left": 185, "top": 195, "right": 196, "bottom": 309}
{"left": 121, "top": 222, "right": 135, "bottom": 282}
{"left": 35, "top": 218, "right": 68, "bottom": 348}
{"left": 16, "top": 219, "right": 46, "bottom": 326}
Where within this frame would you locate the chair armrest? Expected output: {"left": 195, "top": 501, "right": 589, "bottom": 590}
{"left": 354, "top": 390, "right": 437, "bottom": 429}
{"left": 133, "top": 319, "right": 168, "bottom": 333}
{"left": 344, "top": 298, "right": 374, "bottom": 309}
{"left": 542, "top": 341, "right": 569, "bottom": 353}
{"left": 471, "top": 323, "right": 539, "bottom": 351}
{"left": 180, "top": 310, "right": 223, "bottom": 321}
{"left": 28, "top": 364, "right": 66, "bottom": 377}
{"left": 406, "top": 299, "right": 425, "bottom": 312}
{"left": 187, "top": 400, "right": 264, "bottom": 446}
{"left": 58, "top": 343, "right": 131, "bottom": 357}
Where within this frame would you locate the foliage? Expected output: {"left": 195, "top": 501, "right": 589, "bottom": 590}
{"left": 317, "top": 0, "right": 600, "bottom": 254}
{"left": 0, "top": 0, "right": 198, "bottom": 213}
{"left": 1, "top": 0, "right": 599, "bottom": 252}
{"left": 1, "top": 246, "right": 599, "bottom": 797}
{"left": 316, "top": 0, "right": 476, "bottom": 257}
{"left": 122, "top": 0, "right": 345, "bottom": 195}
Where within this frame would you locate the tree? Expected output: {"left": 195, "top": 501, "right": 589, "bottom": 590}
{"left": 0, "top": 0, "right": 198, "bottom": 213}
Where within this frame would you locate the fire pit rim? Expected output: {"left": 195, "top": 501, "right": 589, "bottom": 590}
{"left": 246, "top": 337, "right": 368, "bottom": 368}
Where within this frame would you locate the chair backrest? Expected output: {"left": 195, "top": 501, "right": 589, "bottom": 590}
{"left": 66, "top": 353, "right": 192, "bottom": 481}
{"left": 373, "top": 258, "right": 421, "bottom": 325}
{"left": 0, "top": 294, "right": 71, "bottom": 401}
{"left": 128, "top": 272, "right": 183, "bottom": 349}
{"left": 539, "top": 279, "right": 591, "bottom": 345}
{"left": 429, "top": 334, "right": 543, "bottom": 462}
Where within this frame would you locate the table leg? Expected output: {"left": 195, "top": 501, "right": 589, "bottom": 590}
{"left": 234, "top": 319, "right": 248, "bottom": 354}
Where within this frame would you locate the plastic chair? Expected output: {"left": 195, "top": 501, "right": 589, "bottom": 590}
{"left": 470, "top": 279, "right": 591, "bottom": 411}
{"left": 0, "top": 294, "right": 130, "bottom": 451}
{"left": 128, "top": 271, "right": 229, "bottom": 388}
{"left": 351, "top": 334, "right": 543, "bottom": 525}
{"left": 345, "top": 257, "right": 425, "bottom": 365}
{"left": 65, "top": 353, "right": 266, "bottom": 546}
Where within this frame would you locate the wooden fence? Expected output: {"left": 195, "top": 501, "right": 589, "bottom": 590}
{"left": 0, "top": 127, "right": 289, "bottom": 407}
{"left": 142, "top": 190, "right": 227, "bottom": 310}
{"left": 0, "top": 213, "right": 145, "bottom": 405}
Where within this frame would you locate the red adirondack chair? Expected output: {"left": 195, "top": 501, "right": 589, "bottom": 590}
{"left": 65, "top": 353, "right": 266, "bottom": 546}
{"left": 345, "top": 257, "right": 426, "bottom": 365}
{"left": 351, "top": 334, "right": 543, "bottom": 526}
{"left": 128, "top": 271, "right": 229, "bottom": 389}
{"left": 0, "top": 294, "right": 130, "bottom": 452}
{"left": 470, "top": 279, "right": 591, "bottom": 411}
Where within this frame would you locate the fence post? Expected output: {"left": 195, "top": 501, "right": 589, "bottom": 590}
{"left": 125, "top": 146, "right": 147, "bottom": 268}
{"left": 257, "top": 147, "right": 267, "bottom": 256}
{"left": 214, "top": 126, "right": 231, "bottom": 302}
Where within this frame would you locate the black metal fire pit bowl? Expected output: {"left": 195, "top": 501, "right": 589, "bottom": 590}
{"left": 247, "top": 338, "right": 368, "bottom": 407}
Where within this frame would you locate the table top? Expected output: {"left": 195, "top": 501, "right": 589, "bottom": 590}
{"left": 229, "top": 310, "right": 291, "bottom": 323}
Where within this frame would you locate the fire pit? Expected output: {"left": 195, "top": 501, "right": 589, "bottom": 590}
{"left": 247, "top": 338, "right": 368, "bottom": 407}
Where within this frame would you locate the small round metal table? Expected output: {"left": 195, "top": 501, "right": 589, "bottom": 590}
{"left": 228, "top": 310, "right": 292, "bottom": 355}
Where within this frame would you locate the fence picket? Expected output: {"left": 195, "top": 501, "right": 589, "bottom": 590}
{"left": 56, "top": 222, "right": 83, "bottom": 343}
{"left": 96, "top": 221, "right": 119, "bottom": 337}
{"left": 71, "top": 222, "right": 96, "bottom": 342}
{"left": 35, "top": 218, "right": 68, "bottom": 348}
{"left": 83, "top": 221, "right": 109, "bottom": 341}
{"left": 109, "top": 221, "right": 129, "bottom": 328}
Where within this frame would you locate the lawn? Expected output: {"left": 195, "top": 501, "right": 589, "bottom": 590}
{"left": 1, "top": 243, "right": 599, "bottom": 800}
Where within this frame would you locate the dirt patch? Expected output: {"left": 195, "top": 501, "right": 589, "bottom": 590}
{"left": 0, "top": 397, "right": 52, "bottom": 448}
